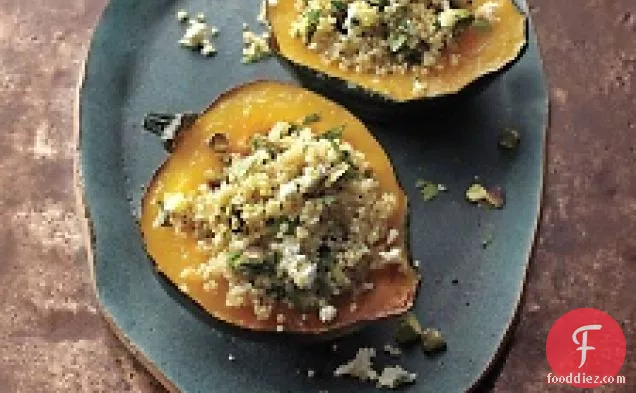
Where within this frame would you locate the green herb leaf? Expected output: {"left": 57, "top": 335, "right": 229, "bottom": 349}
{"left": 331, "top": 0, "right": 347, "bottom": 12}
{"left": 498, "top": 128, "right": 521, "bottom": 150}
{"left": 319, "top": 125, "right": 345, "bottom": 140}
{"left": 395, "top": 312, "right": 423, "bottom": 346}
{"left": 389, "top": 33, "right": 408, "bottom": 53}
{"left": 307, "top": 9, "right": 321, "bottom": 24}
{"left": 416, "top": 179, "right": 445, "bottom": 202}
{"left": 302, "top": 113, "right": 321, "bottom": 125}
{"left": 227, "top": 251, "right": 244, "bottom": 268}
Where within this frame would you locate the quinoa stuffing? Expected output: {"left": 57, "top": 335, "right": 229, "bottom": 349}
{"left": 289, "top": 0, "right": 501, "bottom": 75}
{"left": 154, "top": 118, "right": 407, "bottom": 323}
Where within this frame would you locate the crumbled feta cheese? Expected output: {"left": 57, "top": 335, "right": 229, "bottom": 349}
{"left": 177, "top": 15, "right": 219, "bottom": 57}
{"left": 438, "top": 8, "right": 472, "bottom": 28}
{"left": 254, "top": 303, "right": 273, "bottom": 320}
{"left": 200, "top": 42, "right": 217, "bottom": 56}
{"left": 242, "top": 30, "right": 272, "bottom": 63}
{"left": 225, "top": 283, "right": 251, "bottom": 307}
{"left": 319, "top": 305, "right": 338, "bottom": 323}
{"left": 386, "top": 229, "right": 399, "bottom": 245}
{"left": 376, "top": 365, "right": 417, "bottom": 388}
{"left": 179, "top": 21, "right": 210, "bottom": 48}
{"left": 163, "top": 192, "right": 188, "bottom": 213}
{"left": 378, "top": 247, "right": 402, "bottom": 263}
{"left": 345, "top": 1, "right": 380, "bottom": 30}
{"left": 334, "top": 348, "right": 378, "bottom": 381}
{"left": 177, "top": 9, "right": 189, "bottom": 22}
{"left": 258, "top": 0, "right": 268, "bottom": 25}
{"left": 475, "top": 1, "right": 502, "bottom": 22}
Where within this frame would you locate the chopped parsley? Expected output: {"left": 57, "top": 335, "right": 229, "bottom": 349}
{"left": 319, "top": 125, "right": 345, "bottom": 140}
{"left": 302, "top": 113, "right": 321, "bottom": 125}
{"left": 227, "top": 250, "right": 244, "bottom": 268}
{"left": 415, "top": 179, "right": 446, "bottom": 202}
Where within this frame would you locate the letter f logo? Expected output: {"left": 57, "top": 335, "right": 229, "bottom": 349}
{"left": 572, "top": 324, "right": 602, "bottom": 368}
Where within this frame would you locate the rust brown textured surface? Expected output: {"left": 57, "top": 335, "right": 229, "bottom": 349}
{"left": 0, "top": 0, "right": 633, "bottom": 392}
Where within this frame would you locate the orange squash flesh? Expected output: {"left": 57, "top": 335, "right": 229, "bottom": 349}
{"left": 140, "top": 81, "right": 419, "bottom": 333}
{"left": 267, "top": 0, "right": 527, "bottom": 102}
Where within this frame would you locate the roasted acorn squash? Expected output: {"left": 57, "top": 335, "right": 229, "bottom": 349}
{"left": 267, "top": 0, "right": 527, "bottom": 105}
{"left": 140, "top": 81, "right": 419, "bottom": 334}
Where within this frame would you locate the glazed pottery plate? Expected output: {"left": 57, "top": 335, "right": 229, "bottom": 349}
{"left": 78, "top": 1, "right": 548, "bottom": 392}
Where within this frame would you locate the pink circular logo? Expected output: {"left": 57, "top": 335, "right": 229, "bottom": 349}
{"left": 546, "top": 308, "right": 626, "bottom": 388}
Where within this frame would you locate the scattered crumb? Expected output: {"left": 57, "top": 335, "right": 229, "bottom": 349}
{"left": 178, "top": 283, "right": 189, "bottom": 293}
{"left": 498, "top": 128, "right": 521, "bottom": 150}
{"left": 177, "top": 12, "right": 219, "bottom": 57}
{"left": 228, "top": 354, "right": 235, "bottom": 361}
{"left": 413, "top": 259, "right": 421, "bottom": 268}
{"left": 242, "top": 28, "right": 272, "bottom": 63}
{"left": 276, "top": 325, "right": 284, "bottom": 332}
{"left": 465, "top": 184, "right": 505, "bottom": 208}
{"left": 332, "top": 343, "right": 338, "bottom": 352}
{"left": 177, "top": 9, "right": 189, "bottom": 22}
{"left": 481, "top": 231, "right": 494, "bottom": 249}
{"left": 383, "top": 344, "right": 402, "bottom": 357}
{"left": 307, "top": 369, "right": 315, "bottom": 378}
{"left": 333, "top": 348, "right": 378, "bottom": 381}
{"left": 421, "top": 328, "right": 447, "bottom": 353}
{"left": 376, "top": 365, "right": 417, "bottom": 388}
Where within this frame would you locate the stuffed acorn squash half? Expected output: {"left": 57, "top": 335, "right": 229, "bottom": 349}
{"left": 267, "top": 0, "right": 527, "bottom": 105}
{"left": 140, "top": 81, "right": 418, "bottom": 334}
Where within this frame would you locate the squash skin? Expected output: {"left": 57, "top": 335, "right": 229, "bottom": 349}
{"left": 140, "top": 81, "right": 419, "bottom": 335}
{"left": 267, "top": 0, "right": 528, "bottom": 119}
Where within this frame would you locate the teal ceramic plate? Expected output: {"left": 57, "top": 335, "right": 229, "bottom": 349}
{"left": 78, "top": 1, "right": 548, "bottom": 392}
